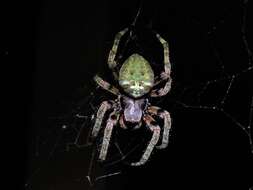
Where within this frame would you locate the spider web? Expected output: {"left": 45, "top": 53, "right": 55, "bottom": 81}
{"left": 26, "top": 0, "right": 253, "bottom": 189}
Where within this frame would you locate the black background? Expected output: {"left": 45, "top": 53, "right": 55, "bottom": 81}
{"left": 8, "top": 0, "right": 253, "bottom": 189}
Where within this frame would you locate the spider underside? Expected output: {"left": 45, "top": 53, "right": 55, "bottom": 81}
{"left": 92, "top": 28, "right": 172, "bottom": 166}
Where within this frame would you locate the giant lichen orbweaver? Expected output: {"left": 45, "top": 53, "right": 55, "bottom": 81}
{"left": 92, "top": 28, "right": 172, "bottom": 166}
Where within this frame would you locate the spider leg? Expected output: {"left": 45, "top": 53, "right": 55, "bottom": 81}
{"left": 99, "top": 111, "right": 119, "bottom": 161}
{"left": 131, "top": 115, "right": 161, "bottom": 166}
{"left": 119, "top": 115, "right": 127, "bottom": 129}
{"left": 92, "top": 101, "right": 113, "bottom": 138}
{"left": 94, "top": 75, "right": 120, "bottom": 96}
{"left": 147, "top": 106, "right": 171, "bottom": 149}
{"left": 151, "top": 33, "right": 172, "bottom": 97}
{"left": 108, "top": 28, "right": 129, "bottom": 79}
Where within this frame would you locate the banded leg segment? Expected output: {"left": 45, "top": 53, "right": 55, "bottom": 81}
{"left": 148, "top": 106, "right": 171, "bottom": 149}
{"left": 94, "top": 75, "right": 120, "bottom": 96}
{"left": 108, "top": 28, "right": 129, "bottom": 78}
{"left": 156, "top": 33, "right": 171, "bottom": 75}
{"left": 108, "top": 28, "right": 128, "bottom": 69}
{"left": 119, "top": 115, "right": 127, "bottom": 129}
{"left": 99, "top": 111, "right": 119, "bottom": 160}
{"left": 92, "top": 101, "right": 112, "bottom": 138}
{"left": 131, "top": 115, "right": 161, "bottom": 166}
{"left": 151, "top": 33, "right": 172, "bottom": 97}
{"left": 151, "top": 78, "right": 172, "bottom": 97}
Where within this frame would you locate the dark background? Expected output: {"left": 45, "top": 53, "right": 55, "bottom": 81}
{"left": 10, "top": 0, "right": 253, "bottom": 189}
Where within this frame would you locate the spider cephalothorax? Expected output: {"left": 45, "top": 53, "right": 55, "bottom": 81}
{"left": 122, "top": 96, "right": 147, "bottom": 124}
{"left": 92, "top": 28, "right": 172, "bottom": 166}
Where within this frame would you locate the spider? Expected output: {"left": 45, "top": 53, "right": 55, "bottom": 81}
{"left": 92, "top": 28, "right": 172, "bottom": 166}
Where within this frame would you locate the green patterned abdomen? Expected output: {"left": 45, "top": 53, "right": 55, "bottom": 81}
{"left": 119, "top": 54, "right": 154, "bottom": 98}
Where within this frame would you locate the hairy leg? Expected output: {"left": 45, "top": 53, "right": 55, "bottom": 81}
{"left": 131, "top": 115, "right": 161, "bottom": 166}
{"left": 99, "top": 111, "right": 119, "bottom": 160}
{"left": 148, "top": 106, "right": 171, "bottom": 149}
{"left": 151, "top": 33, "right": 172, "bottom": 97}
{"left": 94, "top": 75, "right": 120, "bottom": 96}
{"left": 108, "top": 28, "right": 129, "bottom": 79}
{"left": 92, "top": 101, "right": 112, "bottom": 138}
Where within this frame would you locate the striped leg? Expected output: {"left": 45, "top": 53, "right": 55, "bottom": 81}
{"left": 99, "top": 111, "right": 119, "bottom": 161}
{"left": 94, "top": 75, "right": 120, "bottom": 96}
{"left": 108, "top": 28, "right": 128, "bottom": 78}
{"left": 92, "top": 101, "right": 112, "bottom": 138}
{"left": 151, "top": 33, "right": 172, "bottom": 97}
{"left": 147, "top": 106, "right": 171, "bottom": 149}
{"left": 131, "top": 115, "right": 161, "bottom": 166}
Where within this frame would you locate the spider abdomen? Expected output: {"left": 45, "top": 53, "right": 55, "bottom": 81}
{"left": 119, "top": 53, "right": 154, "bottom": 98}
